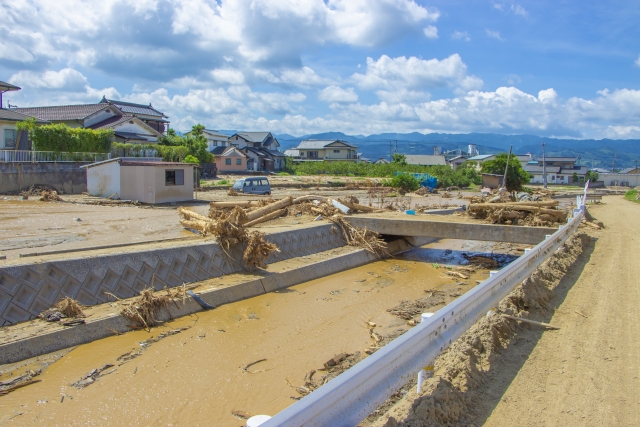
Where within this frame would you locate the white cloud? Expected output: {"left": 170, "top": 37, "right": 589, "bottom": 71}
{"left": 635, "top": 54, "right": 640, "bottom": 68}
{"left": 9, "top": 68, "right": 88, "bottom": 91}
{"left": 486, "top": 29, "right": 504, "bottom": 40}
{"left": 505, "top": 74, "right": 522, "bottom": 85}
{"left": 375, "top": 88, "right": 430, "bottom": 103}
{"left": 451, "top": 31, "right": 471, "bottom": 41}
{"left": 511, "top": 4, "right": 528, "bottom": 16}
{"left": 423, "top": 25, "right": 438, "bottom": 39}
{"left": 319, "top": 86, "right": 359, "bottom": 103}
{"left": 211, "top": 69, "right": 246, "bottom": 85}
{"left": 255, "top": 67, "right": 333, "bottom": 88}
{"left": 352, "top": 54, "right": 483, "bottom": 93}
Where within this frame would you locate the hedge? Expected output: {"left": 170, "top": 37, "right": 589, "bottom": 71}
{"left": 25, "top": 122, "right": 113, "bottom": 153}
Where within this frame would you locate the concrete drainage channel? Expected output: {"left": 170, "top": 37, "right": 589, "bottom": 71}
{"left": 0, "top": 233, "right": 434, "bottom": 364}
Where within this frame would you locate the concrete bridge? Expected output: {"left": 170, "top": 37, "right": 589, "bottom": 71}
{"left": 344, "top": 214, "right": 558, "bottom": 245}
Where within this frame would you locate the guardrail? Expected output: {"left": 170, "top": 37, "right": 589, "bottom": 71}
{"left": 0, "top": 150, "right": 111, "bottom": 163}
{"left": 262, "top": 182, "right": 589, "bottom": 427}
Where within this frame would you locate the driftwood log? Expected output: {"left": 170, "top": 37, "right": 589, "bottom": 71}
{"left": 209, "top": 201, "right": 265, "bottom": 209}
{"left": 337, "top": 199, "right": 380, "bottom": 213}
{"left": 245, "top": 196, "right": 293, "bottom": 223}
{"left": 244, "top": 209, "right": 287, "bottom": 227}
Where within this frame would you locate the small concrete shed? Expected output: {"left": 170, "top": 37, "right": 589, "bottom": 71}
{"left": 82, "top": 158, "right": 195, "bottom": 204}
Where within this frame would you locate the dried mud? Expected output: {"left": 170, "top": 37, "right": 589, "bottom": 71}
{"left": 369, "top": 232, "right": 592, "bottom": 427}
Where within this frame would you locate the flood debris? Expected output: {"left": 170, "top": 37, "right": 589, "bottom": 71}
{"left": 330, "top": 216, "right": 390, "bottom": 258}
{"left": 106, "top": 288, "right": 184, "bottom": 330}
{"left": 0, "top": 370, "right": 42, "bottom": 396}
{"left": 289, "top": 352, "right": 365, "bottom": 400}
{"left": 466, "top": 200, "right": 568, "bottom": 226}
{"left": 231, "top": 410, "right": 251, "bottom": 420}
{"left": 39, "top": 189, "right": 64, "bottom": 202}
{"left": 71, "top": 364, "right": 116, "bottom": 389}
{"left": 139, "top": 327, "right": 191, "bottom": 348}
{"left": 243, "top": 358, "right": 268, "bottom": 373}
{"left": 39, "top": 297, "right": 86, "bottom": 322}
{"left": 387, "top": 291, "right": 446, "bottom": 320}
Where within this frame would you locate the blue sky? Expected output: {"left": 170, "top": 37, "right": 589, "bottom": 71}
{"left": 1, "top": 0, "right": 639, "bottom": 138}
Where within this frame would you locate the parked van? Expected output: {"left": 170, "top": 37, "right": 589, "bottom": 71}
{"left": 232, "top": 176, "right": 271, "bottom": 195}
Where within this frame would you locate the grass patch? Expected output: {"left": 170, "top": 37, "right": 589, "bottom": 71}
{"left": 624, "top": 189, "right": 640, "bottom": 203}
{"left": 217, "top": 179, "right": 230, "bottom": 186}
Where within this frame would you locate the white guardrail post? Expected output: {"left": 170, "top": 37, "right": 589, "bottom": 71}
{"left": 261, "top": 183, "right": 589, "bottom": 427}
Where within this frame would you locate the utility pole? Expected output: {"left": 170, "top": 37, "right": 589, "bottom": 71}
{"left": 389, "top": 141, "right": 392, "bottom": 162}
{"left": 612, "top": 151, "right": 616, "bottom": 173}
{"left": 502, "top": 146, "right": 513, "bottom": 192}
{"left": 542, "top": 142, "right": 547, "bottom": 189}
{"left": 394, "top": 140, "right": 398, "bottom": 154}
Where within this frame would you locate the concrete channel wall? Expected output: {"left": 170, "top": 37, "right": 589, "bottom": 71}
{"left": 0, "top": 162, "right": 89, "bottom": 194}
{"left": 0, "top": 223, "right": 345, "bottom": 325}
{"left": 0, "top": 236, "right": 433, "bottom": 364}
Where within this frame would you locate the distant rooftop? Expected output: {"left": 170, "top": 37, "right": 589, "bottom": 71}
{"left": 405, "top": 154, "right": 447, "bottom": 166}
{"left": 296, "top": 139, "right": 357, "bottom": 149}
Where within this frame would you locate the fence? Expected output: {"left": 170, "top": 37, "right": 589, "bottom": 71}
{"left": 0, "top": 150, "right": 111, "bottom": 163}
{"left": 262, "top": 182, "right": 589, "bottom": 427}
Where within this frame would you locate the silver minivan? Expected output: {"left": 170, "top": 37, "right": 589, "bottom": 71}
{"left": 232, "top": 176, "right": 271, "bottom": 195}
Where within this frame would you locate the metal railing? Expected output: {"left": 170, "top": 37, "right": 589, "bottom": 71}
{"left": 0, "top": 150, "right": 111, "bottom": 163}
{"left": 262, "top": 182, "right": 589, "bottom": 427}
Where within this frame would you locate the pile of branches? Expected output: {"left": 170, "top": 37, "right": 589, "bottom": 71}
{"left": 106, "top": 287, "right": 183, "bottom": 330}
{"left": 39, "top": 189, "right": 63, "bottom": 202}
{"left": 179, "top": 204, "right": 281, "bottom": 270}
{"left": 466, "top": 200, "right": 568, "bottom": 226}
{"left": 329, "top": 216, "right": 390, "bottom": 259}
{"left": 39, "top": 297, "right": 86, "bottom": 322}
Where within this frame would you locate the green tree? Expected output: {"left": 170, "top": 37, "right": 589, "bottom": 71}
{"left": 391, "top": 153, "right": 407, "bottom": 166}
{"left": 572, "top": 172, "right": 579, "bottom": 182}
{"left": 586, "top": 170, "right": 599, "bottom": 182}
{"left": 183, "top": 155, "right": 200, "bottom": 164}
{"left": 386, "top": 173, "right": 420, "bottom": 194}
{"left": 481, "top": 153, "right": 531, "bottom": 191}
{"left": 157, "top": 125, "right": 213, "bottom": 163}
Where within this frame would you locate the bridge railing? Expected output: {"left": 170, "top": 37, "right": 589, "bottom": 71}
{"left": 262, "top": 182, "right": 589, "bottom": 427}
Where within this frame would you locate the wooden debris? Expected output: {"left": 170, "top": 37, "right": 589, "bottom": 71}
{"left": 323, "top": 353, "right": 349, "bottom": 369}
{"left": 501, "top": 314, "right": 560, "bottom": 330}
{"left": 445, "top": 271, "right": 469, "bottom": 279}
{"left": 244, "top": 208, "right": 286, "bottom": 227}
{"left": 329, "top": 216, "right": 390, "bottom": 258}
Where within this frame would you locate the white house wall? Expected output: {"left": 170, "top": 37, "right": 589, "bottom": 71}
{"left": 84, "top": 107, "right": 118, "bottom": 127}
{"left": 0, "top": 121, "right": 16, "bottom": 149}
{"left": 86, "top": 161, "right": 121, "bottom": 197}
{"left": 113, "top": 120, "right": 159, "bottom": 142}
{"left": 599, "top": 173, "right": 640, "bottom": 187}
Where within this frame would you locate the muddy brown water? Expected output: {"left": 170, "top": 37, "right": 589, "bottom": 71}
{"left": 0, "top": 242, "right": 506, "bottom": 426}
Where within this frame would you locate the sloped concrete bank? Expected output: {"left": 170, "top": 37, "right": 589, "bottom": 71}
{"left": 0, "top": 236, "right": 434, "bottom": 364}
{"left": 0, "top": 222, "right": 346, "bottom": 325}
{"left": 368, "top": 232, "right": 593, "bottom": 427}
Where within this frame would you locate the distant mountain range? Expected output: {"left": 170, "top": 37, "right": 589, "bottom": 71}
{"left": 275, "top": 132, "right": 640, "bottom": 169}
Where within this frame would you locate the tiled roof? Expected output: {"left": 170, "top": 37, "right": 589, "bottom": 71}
{"left": 0, "top": 108, "right": 48, "bottom": 123}
{"left": 0, "top": 80, "right": 21, "bottom": 91}
{"left": 203, "top": 129, "right": 230, "bottom": 139}
{"left": 14, "top": 103, "right": 109, "bottom": 121}
{"left": 101, "top": 98, "right": 166, "bottom": 117}
{"left": 261, "top": 148, "right": 285, "bottom": 157}
{"left": 296, "top": 139, "right": 357, "bottom": 149}
{"left": 88, "top": 114, "right": 135, "bottom": 130}
{"left": 468, "top": 154, "right": 494, "bottom": 161}
{"left": 242, "top": 147, "right": 267, "bottom": 157}
{"left": 283, "top": 149, "right": 300, "bottom": 156}
{"left": 619, "top": 167, "right": 640, "bottom": 174}
{"left": 405, "top": 154, "right": 447, "bottom": 166}
{"left": 210, "top": 146, "right": 229, "bottom": 155}
{"left": 235, "top": 131, "right": 271, "bottom": 143}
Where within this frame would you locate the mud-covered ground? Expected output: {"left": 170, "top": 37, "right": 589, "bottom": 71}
{"left": 0, "top": 239, "right": 523, "bottom": 426}
{"left": 366, "top": 196, "right": 637, "bottom": 427}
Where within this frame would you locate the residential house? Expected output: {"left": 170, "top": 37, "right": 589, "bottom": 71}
{"left": 0, "top": 81, "right": 48, "bottom": 150}
{"left": 404, "top": 154, "right": 447, "bottom": 166}
{"left": 619, "top": 167, "right": 640, "bottom": 174}
{"left": 523, "top": 156, "right": 587, "bottom": 184}
{"left": 14, "top": 97, "right": 168, "bottom": 143}
{"left": 467, "top": 153, "right": 533, "bottom": 171}
{"left": 373, "top": 158, "right": 389, "bottom": 165}
{"left": 212, "top": 146, "right": 247, "bottom": 173}
{"left": 447, "top": 155, "right": 468, "bottom": 169}
{"left": 291, "top": 140, "right": 359, "bottom": 162}
{"left": 190, "top": 129, "right": 230, "bottom": 152}
{"left": 229, "top": 131, "right": 285, "bottom": 171}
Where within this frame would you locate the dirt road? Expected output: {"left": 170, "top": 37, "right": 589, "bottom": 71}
{"left": 482, "top": 196, "right": 640, "bottom": 426}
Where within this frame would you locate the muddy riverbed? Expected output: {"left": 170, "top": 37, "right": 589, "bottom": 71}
{"left": 0, "top": 240, "right": 518, "bottom": 426}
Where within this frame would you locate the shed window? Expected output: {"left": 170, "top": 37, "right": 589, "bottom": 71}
{"left": 236, "top": 158, "right": 242, "bottom": 165}
{"left": 165, "top": 169, "right": 184, "bottom": 186}
{"left": 225, "top": 158, "right": 231, "bottom": 165}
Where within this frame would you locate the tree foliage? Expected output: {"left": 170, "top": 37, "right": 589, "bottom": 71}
{"left": 391, "top": 153, "right": 407, "bottom": 165}
{"left": 17, "top": 118, "right": 113, "bottom": 153}
{"left": 586, "top": 170, "right": 599, "bottom": 182}
{"left": 480, "top": 153, "right": 531, "bottom": 191}
{"left": 385, "top": 173, "right": 420, "bottom": 193}
{"left": 158, "top": 124, "right": 213, "bottom": 163}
